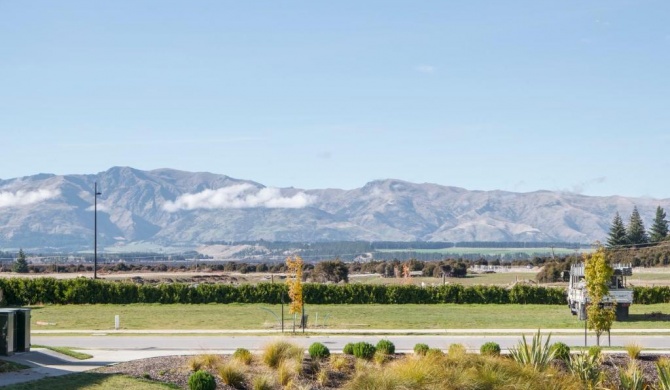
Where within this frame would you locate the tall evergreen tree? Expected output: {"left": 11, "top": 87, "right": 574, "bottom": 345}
{"left": 12, "top": 249, "right": 29, "bottom": 273}
{"left": 650, "top": 206, "right": 669, "bottom": 243}
{"left": 607, "top": 212, "right": 628, "bottom": 248}
{"left": 627, "top": 206, "right": 649, "bottom": 246}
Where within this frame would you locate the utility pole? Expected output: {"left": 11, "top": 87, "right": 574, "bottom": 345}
{"left": 94, "top": 182, "right": 102, "bottom": 279}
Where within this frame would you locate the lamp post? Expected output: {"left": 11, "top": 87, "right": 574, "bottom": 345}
{"left": 94, "top": 182, "right": 102, "bottom": 279}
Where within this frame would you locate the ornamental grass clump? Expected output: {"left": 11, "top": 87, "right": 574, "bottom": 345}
{"left": 509, "top": 330, "right": 555, "bottom": 371}
{"left": 625, "top": 343, "right": 642, "bottom": 360}
{"left": 262, "top": 340, "right": 303, "bottom": 368}
{"left": 344, "top": 348, "right": 579, "bottom": 390}
{"left": 252, "top": 375, "right": 274, "bottom": 390}
{"left": 568, "top": 352, "right": 602, "bottom": 388}
{"left": 657, "top": 358, "right": 670, "bottom": 390}
{"left": 232, "top": 348, "right": 253, "bottom": 365}
{"left": 218, "top": 362, "right": 246, "bottom": 390}
{"left": 619, "top": 361, "right": 647, "bottom": 390}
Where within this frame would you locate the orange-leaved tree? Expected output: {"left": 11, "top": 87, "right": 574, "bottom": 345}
{"left": 286, "top": 254, "right": 304, "bottom": 315}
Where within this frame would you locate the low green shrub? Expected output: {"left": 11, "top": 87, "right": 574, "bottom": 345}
{"left": 188, "top": 370, "right": 216, "bottom": 390}
{"left": 308, "top": 342, "right": 331, "bottom": 360}
{"left": 414, "top": 343, "right": 429, "bottom": 356}
{"left": 376, "top": 339, "right": 395, "bottom": 355}
{"left": 480, "top": 342, "right": 501, "bottom": 356}
{"left": 352, "top": 342, "right": 376, "bottom": 360}
{"left": 550, "top": 342, "right": 570, "bottom": 362}
{"left": 343, "top": 343, "right": 355, "bottom": 355}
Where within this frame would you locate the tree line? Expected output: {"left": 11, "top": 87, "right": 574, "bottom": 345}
{"left": 607, "top": 206, "right": 669, "bottom": 248}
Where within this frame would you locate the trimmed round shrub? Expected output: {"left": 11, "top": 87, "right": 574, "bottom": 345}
{"left": 343, "top": 343, "right": 355, "bottom": 355}
{"left": 352, "top": 342, "right": 376, "bottom": 360}
{"left": 550, "top": 342, "right": 570, "bottom": 361}
{"left": 376, "top": 339, "right": 395, "bottom": 355}
{"left": 480, "top": 342, "right": 501, "bottom": 356}
{"left": 308, "top": 342, "right": 331, "bottom": 359}
{"left": 414, "top": 343, "right": 430, "bottom": 356}
{"left": 188, "top": 370, "right": 216, "bottom": 390}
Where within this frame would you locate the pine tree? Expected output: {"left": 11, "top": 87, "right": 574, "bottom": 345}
{"left": 12, "top": 249, "right": 29, "bottom": 273}
{"left": 627, "top": 206, "right": 649, "bottom": 246}
{"left": 606, "top": 212, "right": 628, "bottom": 248}
{"left": 649, "top": 206, "right": 669, "bottom": 243}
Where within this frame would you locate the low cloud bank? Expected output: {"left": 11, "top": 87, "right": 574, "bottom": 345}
{"left": 0, "top": 189, "right": 60, "bottom": 208}
{"left": 163, "top": 184, "right": 315, "bottom": 212}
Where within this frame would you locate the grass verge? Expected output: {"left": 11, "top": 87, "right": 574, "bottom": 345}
{"left": 29, "top": 303, "right": 670, "bottom": 331}
{"left": 32, "top": 345, "right": 93, "bottom": 360}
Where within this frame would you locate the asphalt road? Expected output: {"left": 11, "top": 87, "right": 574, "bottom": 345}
{"left": 32, "top": 334, "right": 670, "bottom": 351}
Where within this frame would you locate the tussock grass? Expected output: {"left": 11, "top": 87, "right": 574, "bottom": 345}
{"left": 186, "top": 356, "right": 203, "bottom": 372}
{"left": 261, "top": 340, "right": 303, "bottom": 369}
{"left": 200, "top": 354, "right": 222, "bottom": 369}
{"left": 624, "top": 343, "right": 643, "bottom": 360}
{"left": 232, "top": 348, "right": 253, "bottom": 365}
{"left": 217, "top": 362, "right": 246, "bottom": 389}
{"left": 344, "top": 352, "right": 581, "bottom": 390}
{"left": 277, "top": 359, "right": 295, "bottom": 387}
{"left": 447, "top": 343, "right": 466, "bottom": 358}
{"left": 316, "top": 367, "right": 329, "bottom": 387}
{"left": 330, "top": 354, "right": 349, "bottom": 373}
{"left": 252, "top": 374, "right": 274, "bottom": 390}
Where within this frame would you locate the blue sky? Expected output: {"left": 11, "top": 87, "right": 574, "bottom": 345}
{"left": 1, "top": 1, "right": 669, "bottom": 198}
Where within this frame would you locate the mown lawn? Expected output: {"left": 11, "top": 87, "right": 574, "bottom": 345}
{"left": 30, "top": 303, "right": 670, "bottom": 331}
{"left": 1, "top": 373, "right": 177, "bottom": 389}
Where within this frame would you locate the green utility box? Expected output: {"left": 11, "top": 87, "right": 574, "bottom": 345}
{"left": 14, "top": 308, "right": 31, "bottom": 352}
{"left": 0, "top": 309, "right": 16, "bottom": 356}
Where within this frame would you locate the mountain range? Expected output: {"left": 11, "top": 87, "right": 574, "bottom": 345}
{"left": 0, "top": 167, "right": 667, "bottom": 251}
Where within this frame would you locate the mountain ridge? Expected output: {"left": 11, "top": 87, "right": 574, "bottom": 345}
{"left": 0, "top": 167, "right": 666, "bottom": 250}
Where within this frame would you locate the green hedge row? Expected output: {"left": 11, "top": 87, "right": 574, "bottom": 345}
{"left": 0, "top": 277, "right": 667, "bottom": 305}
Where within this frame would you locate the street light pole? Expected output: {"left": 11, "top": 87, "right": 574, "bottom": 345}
{"left": 94, "top": 182, "right": 102, "bottom": 279}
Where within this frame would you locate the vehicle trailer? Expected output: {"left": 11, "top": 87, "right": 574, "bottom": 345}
{"left": 567, "top": 263, "right": 633, "bottom": 321}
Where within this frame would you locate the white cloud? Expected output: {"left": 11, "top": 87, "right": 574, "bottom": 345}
{"left": 163, "top": 184, "right": 315, "bottom": 212}
{"left": 0, "top": 189, "right": 60, "bottom": 208}
{"left": 415, "top": 65, "right": 436, "bottom": 74}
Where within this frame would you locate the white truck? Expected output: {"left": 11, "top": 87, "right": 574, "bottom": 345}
{"left": 567, "top": 263, "right": 633, "bottom": 321}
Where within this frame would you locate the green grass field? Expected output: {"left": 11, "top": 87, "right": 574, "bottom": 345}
{"left": 2, "top": 373, "right": 177, "bottom": 390}
{"left": 29, "top": 303, "right": 670, "bottom": 331}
